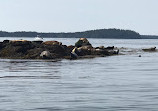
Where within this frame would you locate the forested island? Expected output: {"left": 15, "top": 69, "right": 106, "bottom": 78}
{"left": 0, "top": 29, "right": 142, "bottom": 39}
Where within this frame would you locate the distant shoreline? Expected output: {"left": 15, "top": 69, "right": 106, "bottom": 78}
{"left": 0, "top": 36, "right": 158, "bottom": 39}
{"left": 0, "top": 28, "right": 158, "bottom": 39}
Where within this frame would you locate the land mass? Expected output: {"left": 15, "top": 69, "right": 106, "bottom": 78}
{"left": 1, "top": 28, "right": 158, "bottom": 39}
{"left": 0, "top": 28, "right": 143, "bottom": 39}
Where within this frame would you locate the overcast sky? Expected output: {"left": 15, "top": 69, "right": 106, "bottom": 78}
{"left": 0, "top": 0, "right": 158, "bottom": 35}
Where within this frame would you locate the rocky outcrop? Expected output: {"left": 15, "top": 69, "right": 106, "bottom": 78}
{"left": 70, "top": 38, "right": 119, "bottom": 59}
{"left": 75, "top": 38, "right": 92, "bottom": 48}
{"left": 0, "top": 38, "right": 119, "bottom": 60}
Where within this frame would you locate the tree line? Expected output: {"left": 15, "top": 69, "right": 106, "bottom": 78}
{"left": 0, "top": 28, "right": 141, "bottom": 39}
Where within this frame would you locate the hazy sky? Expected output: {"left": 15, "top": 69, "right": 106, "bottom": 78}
{"left": 0, "top": 0, "right": 158, "bottom": 35}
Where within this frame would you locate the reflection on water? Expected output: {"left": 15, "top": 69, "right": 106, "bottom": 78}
{"left": 0, "top": 39, "right": 158, "bottom": 111}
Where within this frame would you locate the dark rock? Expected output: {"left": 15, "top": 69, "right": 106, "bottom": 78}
{"left": 75, "top": 38, "right": 92, "bottom": 48}
{"left": 10, "top": 40, "right": 31, "bottom": 46}
{"left": 10, "top": 40, "right": 35, "bottom": 53}
{"left": 0, "top": 42, "right": 5, "bottom": 50}
{"left": 32, "top": 41, "right": 43, "bottom": 48}
{"left": 3, "top": 40, "right": 10, "bottom": 44}
{"left": 70, "top": 52, "right": 78, "bottom": 59}
{"left": 142, "top": 47, "right": 156, "bottom": 52}
{"left": 32, "top": 41, "right": 43, "bottom": 44}
{"left": 67, "top": 45, "right": 75, "bottom": 53}
{"left": 43, "top": 44, "right": 67, "bottom": 58}
{"left": 24, "top": 48, "right": 44, "bottom": 59}
{"left": 105, "top": 46, "right": 115, "bottom": 50}
{"left": 0, "top": 45, "right": 24, "bottom": 58}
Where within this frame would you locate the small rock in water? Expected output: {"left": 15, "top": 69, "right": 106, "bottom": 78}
{"left": 139, "top": 55, "right": 141, "bottom": 57}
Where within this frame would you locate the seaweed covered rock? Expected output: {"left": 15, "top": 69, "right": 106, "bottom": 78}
{"left": 0, "top": 40, "right": 35, "bottom": 59}
{"left": 10, "top": 40, "right": 31, "bottom": 46}
{"left": 24, "top": 48, "right": 44, "bottom": 59}
{"left": 0, "top": 45, "right": 24, "bottom": 58}
{"left": 25, "top": 43, "right": 68, "bottom": 59}
{"left": 43, "top": 44, "right": 67, "bottom": 57}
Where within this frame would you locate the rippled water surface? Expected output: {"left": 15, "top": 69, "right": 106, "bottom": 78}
{"left": 0, "top": 38, "right": 158, "bottom": 111}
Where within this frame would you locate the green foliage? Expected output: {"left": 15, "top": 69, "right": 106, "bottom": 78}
{"left": 0, "top": 28, "right": 141, "bottom": 39}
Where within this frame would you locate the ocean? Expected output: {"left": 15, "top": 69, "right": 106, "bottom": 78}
{"left": 0, "top": 38, "right": 158, "bottom": 111}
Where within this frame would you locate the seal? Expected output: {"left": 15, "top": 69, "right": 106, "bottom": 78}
{"left": 70, "top": 47, "right": 79, "bottom": 59}
{"left": 42, "top": 41, "right": 62, "bottom": 45}
{"left": 40, "top": 51, "right": 51, "bottom": 59}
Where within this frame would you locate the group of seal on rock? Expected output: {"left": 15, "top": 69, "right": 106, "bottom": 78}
{"left": 70, "top": 38, "right": 119, "bottom": 59}
{"left": 0, "top": 38, "right": 119, "bottom": 60}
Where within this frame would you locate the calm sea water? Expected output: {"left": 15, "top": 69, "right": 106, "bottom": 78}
{"left": 0, "top": 38, "right": 158, "bottom": 111}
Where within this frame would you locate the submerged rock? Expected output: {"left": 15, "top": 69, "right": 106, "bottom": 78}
{"left": 142, "top": 47, "right": 156, "bottom": 52}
